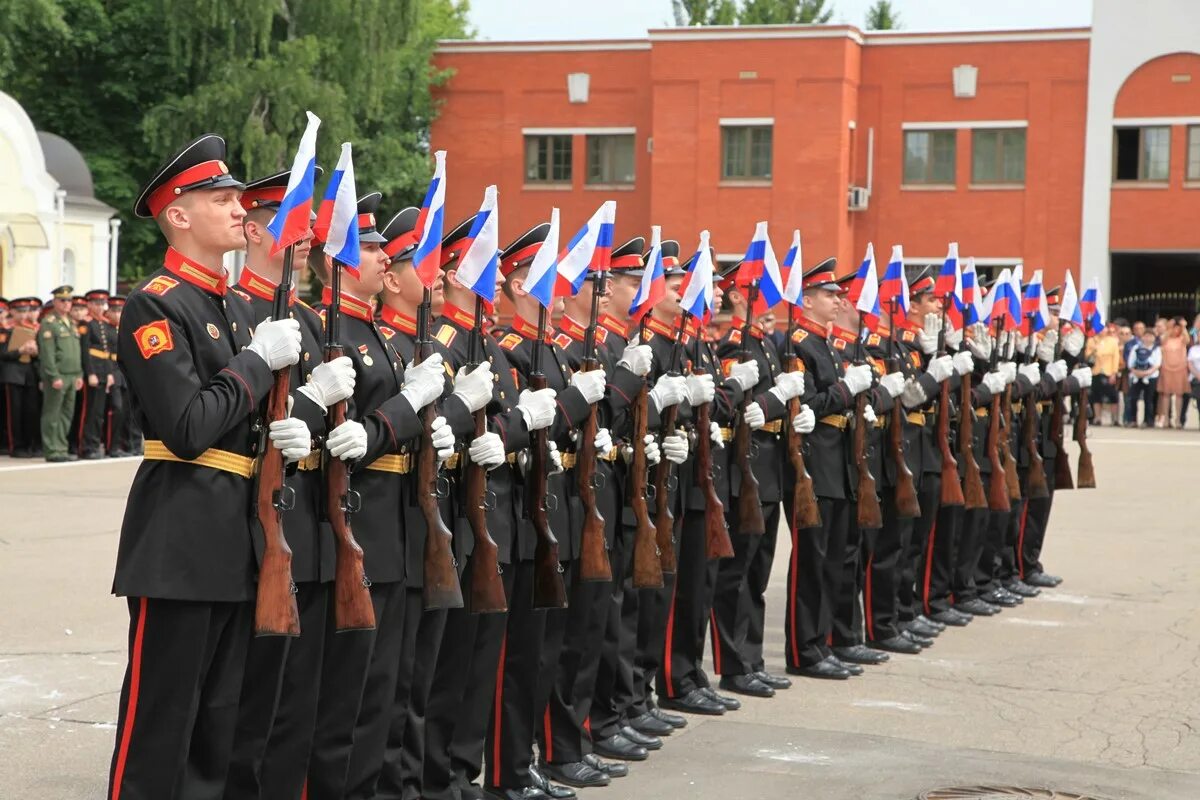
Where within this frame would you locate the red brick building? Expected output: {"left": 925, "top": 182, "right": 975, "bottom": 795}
{"left": 432, "top": 1, "right": 1200, "bottom": 320}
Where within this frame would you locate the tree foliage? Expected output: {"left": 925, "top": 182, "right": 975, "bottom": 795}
{"left": 737, "top": 0, "right": 834, "bottom": 24}
{"left": 672, "top": 0, "right": 738, "bottom": 26}
{"left": 865, "top": 0, "right": 901, "bottom": 30}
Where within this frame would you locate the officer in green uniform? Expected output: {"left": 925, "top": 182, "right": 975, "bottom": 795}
{"left": 37, "top": 285, "right": 83, "bottom": 462}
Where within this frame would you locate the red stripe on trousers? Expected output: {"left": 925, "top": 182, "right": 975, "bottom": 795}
{"left": 864, "top": 554, "right": 875, "bottom": 641}
{"left": 110, "top": 597, "right": 148, "bottom": 800}
{"left": 922, "top": 519, "right": 938, "bottom": 616}
{"left": 662, "top": 581, "right": 678, "bottom": 698}
{"left": 787, "top": 524, "right": 801, "bottom": 666}
{"left": 77, "top": 388, "right": 88, "bottom": 451}
{"left": 491, "top": 632, "right": 508, "bottom": 787}
{"left": 709, "top": 610, "right": 723, "bottom": 675}
{"left": 4, "top": 385, "right": 13, "bottom": 451}
{"left": 543, "top": 705, "right": 553, "bottom": 764}
{"left": 302, "top": 781, "right": 308, "bottom": 800}
{"left": 1016, "top": 502, "right": 1030, "bottom": 580}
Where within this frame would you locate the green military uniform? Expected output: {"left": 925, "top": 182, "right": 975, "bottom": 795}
{"left": 38, "top": 285, "right": 83, "bottom": 460}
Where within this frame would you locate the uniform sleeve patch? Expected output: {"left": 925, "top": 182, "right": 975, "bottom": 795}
{"left": 134, "top": 319, "right": 174, "bottom": 360}
{"left": 901, "top": 330, "right": 916, "bottom": 343}
{"left": 499, "top": 333, "right": 522, "bottom": 351}
{"left": 552, "top": 333, "right": 572, "bottom": 350}
{"left": 729, "top": 328, "right": 743, "bottom": 345}
{"left": 867, "top": 333, "right": 882, "bottom": 347}
{"left": 910, "top": 351, "right": 922, "bottom": 368}
{"left": 142, "top": 276, "right": 179, "bottom": 296}
{"left": 867, "top": 356, "right": 884, "bottom": 376}
{"left": 435, "top": 324, "right": 458, "bottom": 348}
{"left": 721, "top": 357, "right": 737, "bottom": 376}
{"left": 792, "top": 329, "right": 808, "bottom": 343}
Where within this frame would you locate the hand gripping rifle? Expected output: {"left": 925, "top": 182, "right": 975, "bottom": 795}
{"left": 887, "top": 300, "right": 920, "bottom": 519}
{"left": 999, "top": 333, "right": 1022, "bottom": 503}
{"left": 577, "top": 270, "right": 612, "bottom": 582}
{"left": 1075, "top": 326, "right": 1096, "bottom": 489}
{"left": 529, "top": 304, "right": 568, "bottom": 609}
{"left": 651, "top": 326, "right": 684, "bottom": 575}
{"left": 936, "top": 295, "right": 965, "bottom": 508}
{"left": 959, "top": 329, "right": 987, "bottom": 511}
{"left": 853, "top": 316, "right": 883, "bottom": 530}
{"left": 1021, "top": 318, "right": 1050, "bottom": 500}
{"left": 784, "top": 310, "right": 820, "bottom": 529}
{"left": 689, "top": 315, "right": 733, "bottom": 560}
{"left": 416, "top": 288, "right": 463, "bottom": 611}
{"left": 463, "top": 298, "right": 507, "bottom": 614}
{"left": 733, "top": 283, "right": 766, "bottom": 536}
{"left": 985, "top": 319, "right": 1012, "bottom": 512}
{"left": 254, "top": 244, "right": 301, "bottom": 637}
{"left": 629, "top": 318, "right": 664, "bottom": 589}
{"left": 1050, "top": 318, "right": 1075, "bottom": 490}
{"left": 324, "top": 261, "right": 376, "bottom": 631}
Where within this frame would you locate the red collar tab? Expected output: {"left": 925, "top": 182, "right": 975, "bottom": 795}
{"left": 599, "top": 313, "right": 627, "bottom": 337}
{"left": 148, "top": 160, "right": 232, "bottom": 218}
{"left": 558, "top": 315, "right": 605, "bottom": 345}
{"left": 379, "top": 305, "right": 418, "bottom": 335}
{"left": 443, "top": 303, "right": 477, "bottom": 330}
{"left": 501, "top": 242, "right": 544, "bottom": 276}
{"left": 237, "top": 266, "right": 294, "bottom": 304}
{"left": 512, "top": 314, "right": 551, "bottom": 343}
{"left": 831, "top": 325, "right": 858, "bottom": 345}
{"left": 730, "top": 317, "right": 764, "bottom": 339}
{"left": 319, "top": 286, "right": 374, "bottom": 322}
{"left": 164, "top": 247, "right": 227, "bottom": 296}
{"left": 680, "top": 317, "right": 701, "bottom": 341}
{"left": 796, "top": 314, "right": 829, "bottom": 337}
{"left": 645, "top": 315, "right": 676, "bottom": 339}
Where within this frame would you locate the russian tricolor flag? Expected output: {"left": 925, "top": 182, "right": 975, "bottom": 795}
{"left": 1008, "top": 264, "right": 1025, "bottom": 333}
{"left": 960, "top": 257, "right": 983, "bottom": 326}
{"left": 321, "top": 143, "right": 360, "bottom": 271}
{"left": 267, "top": 111, "right": 320, "bottom": 254}
{"left": 1060, "top": 271, "right": 1084, "bottom": 327}
{"left": 679, "top": 230, "right": 715, "bottom": 320}
{"left": 988, "top": 268, "right": 1018, "bottom": 331}
{"left": 1080, "top": 277, "right": 1104, "bottom": 335}
{"left": 945, "top": 254, "right": 965, "bottom": 330}
{"left": 525, "top": 207, "right": 561, "bottom": 311}
{"left": 630, "top": 224, "right": 666, "bottom": 322}
{"left": 781, "top": 230, "right": 804, "bottom": 305}
{"left": 935, "top": 242, "right": 959, "bottom": 299}
{"left": 879, "top": 244, "right": 910, "bottom": 318}
{"left": 849, "top": 243, "right": 881, "bottom": 328}
{"left": 412, "top": 150, "right": 447, "bottom": 289}
{"left": 556, "top": 201, "right": 616, "bottom": 297}
{"left": 1022, "top": 269, "right": 1050, "bottom": 333}
{"left": 737, "top": 221, "right": 785, "bottom": 313}
{"left": 453, "top": 185, "right": 500, "bottom": 310}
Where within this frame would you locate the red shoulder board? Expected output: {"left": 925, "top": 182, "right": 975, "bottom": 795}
{"left": 867, "top": 333, "right": 882, "bottom": 347}
{"left": 901, "top": 329, "right": 916, "bottom": 343}
{"left": 434, "top": 324, "right": 457, "bottom": 348}
{"left": 792, "top": 329, "right": 808, "bottom": 343}
{"left": 379, "top": 325, "right": 396, "bottom": 340}
{"left": 832, "top": 337, "right": 847, "bottom": 351}
{"left": 318, "top": 308, "right": 327, "bottom": 326}
{"left": 142, "top": 276, "right": 179, "bottom": 297}
{"left": 232, "top": 288, "right": 252, "bottom": 303}
{"left": 552, "top": 333, "right": 572, "bottom": 350}
{"left": 729, "top": 328, "right": 743, "bottom": 345}
{"left": 595, "top": 327, "right": 608, "bottom": 345}
{"left": 499, "top": 333, "right": 522, "bottom": 351}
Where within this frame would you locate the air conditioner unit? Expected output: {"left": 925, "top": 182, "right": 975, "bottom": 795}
{"left": 848, "top": 186, "right": 869, "bottom": 211}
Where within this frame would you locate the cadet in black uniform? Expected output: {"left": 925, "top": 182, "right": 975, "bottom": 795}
{"left": 0, "top": 298, "right": 8, "bottom": 448}
{"left": 78, "top": 289, "right": 116, "bottom": 458}
{"left": 1, "top": 297, "right": 43, "bottom": 457}
{"left": 107, "top": 134, "right": 306, "bottom": 800}
{"left": 105, "top": 296, "right": 138, "bottom": 457}
{"left": 69, "top": 295, "right": 90, "bottom": 455}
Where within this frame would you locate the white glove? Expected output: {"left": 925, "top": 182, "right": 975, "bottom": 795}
{"left": 517, "top": 388, "right": 557, "bottom": 431}
{"left": 430, "top": 415, "right": 454, "bottom": 461}
{"left": 999, "top": 361, "right": 1016, "bottom": 385}
{"left": 862, "top": 404, "right": 877, "bottom": 425}
{"left": 743, "top": 401, "right": 765, "bottom": 430}
{"left": 452, "top": 362, "right": 493, "bottom": 413}
{"left": 595, "top": 427, "right": 613, "bottom": 458}
{"left": 918, "top": 313, "right": 941, "bottom": 355}
{"left": 1047, "top": 360, "right": 1068, "bottom": 383}
{"left": 401, "top": 353, "right": 445, "bottom": 413}
{"left": 268, "top": 417, "right": 312, "bottom": 463}
{"left": 879, "top": 372, "right": 905, "bottom": 399}
{"left": 793, "top": 404, "right": 816, "bottom": 434}
{"left": 248, "top": 317, "right": 302, "bottom": 371}
{"left": 768, "top": 370, "right": 806, "bottom": 404}
{"left": 901, "top": 378, "right": 928, "bottom": 409}
{"left": 842, "top": 363, "right": 873, "bottom": 396}
{"left": 686, "top": 373, "right": 715, "bottom": 405}
{"left": 710, "top": 420, "right": 724, "bottom": 448}
{"left": 644, "top": 435, "right": 661, "bottom": 465}
{"left": 982, "top": 371, "right": 1006, "bottom": 395}
{"left": 727, "top": 359, "right": 760, "bottom": 391}
{"left": 617, "top": 344, "right": 653, "bottom": 377}
{"left": 468, "top": 431, "right": 505, "bottom": 470}
{"left": 966, "top": 323, "right": 993, "bottom": 360}
{"left": 1005, "top": 333, "right": 1026, "bottom": 361}
{"left": 1062, "top": 327, "right": 1085, "bottom": 357}
{"left": 953, "top": 350, "right": 974, "bottom": 376}
{"left": 327, "top": 419, "right": 367, "bottom": 461}
{"left": 662, "top": 433, "right": 689, "bottom": 464}
{"left": 649, "top": 374, "right": 687, "bottom": 411}
{"left": 547, "top": 440, "right": 564, "bottom": 475}
{"left": 298, "top": 355, "right": 356, "bottom": 410}
{"left": 1071, "top": 366, "right": 1092, "bottom": 387}
{"left": 1018, "top": 363, "right": 1041, "bottom": 385}
{"left": 570, "top": 369, "right": 607, "bottom": 404}
{"left": 1036, "top": 329, "right": 1058, "bottom": 363}
{"left": 926, "top": 354, "right": 954, "bottom": 383}
{"left": 944, "top": 322, "right": 963, "bottom": 350}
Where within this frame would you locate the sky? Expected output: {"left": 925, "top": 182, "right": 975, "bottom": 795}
{"left": 464, "top": 0, "right": 1093, "bottom": 40}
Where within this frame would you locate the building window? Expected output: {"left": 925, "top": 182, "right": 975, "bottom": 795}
{"left": 61, "top": 248, "right": 76, "bottom": 287}
{"left": 1114, "top": 126, "right": 1170, "bottom": 181}
{"left": 1186, "top": 127, "right": 1200, "bottom": 181}
{"left": 903, "top": 130, "right": 956, "bottom": 184}
{"left": 524, "top": 135, "right": 572, "bottom": 184}
{"left": 971, "top": 128, "right": 1026, "bottom": 184}
{"left": 721, "top": 125, "right": 772, "bottom": 181}
{"left": 586, "top": 134, "right": 635, "bottom": 184}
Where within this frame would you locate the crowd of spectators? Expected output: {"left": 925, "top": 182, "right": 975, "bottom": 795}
{"left": 1089, "top": 314, "right": 1200, "bottom": 429}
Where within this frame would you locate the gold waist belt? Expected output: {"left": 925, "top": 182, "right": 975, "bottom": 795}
{"left": 143, "top": 440, "right": 255, "bottom": 479}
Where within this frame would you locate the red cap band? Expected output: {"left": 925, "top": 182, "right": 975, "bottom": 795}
{"left": 147, "top": 160, "right": 230, "bottom": 218}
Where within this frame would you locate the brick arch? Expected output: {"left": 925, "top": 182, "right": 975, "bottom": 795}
{"left": 1114, "top": 52, "right": 1200, "bottom": 117}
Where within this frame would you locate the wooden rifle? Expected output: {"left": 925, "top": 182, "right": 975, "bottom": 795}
{"left": 784, "top": 309, "right": 820, "bottom": 529}
{"left": 629, "top": 317, "right": 664, "bottom": 589}
{"left": 985, "top": 319, "right": 1011, "bottom": 511}
{"left": 999, "top": 333, "right": 1022, "bottom": 502}
{"left": 577, "top": 270, "right": 612, "bottom": 581}
{"left": 853, "top": 316, "right": 883, "bottom": 529}
{"left": 651, "top": 324, "right": 683, "bottom": 574}
{"left": 253, "top": 244, "right": 301, "bottom": 637}
{"left": 416, "top": 289, "right": 463, "bottom": 610}
{"left": 323, "top": 260, "right": 376, "bottom": 631}
{"left": 1075, "top": 326, "right": 1096, "bottom": 488}
{"left": 689, "top": 315, "right": 733, "bottom": 560}
{"left": 1050, "top": 318, "right": 1075, "bottom": 490}
{"left": 529, "top": 304, "right": 568, "bottom": 608}
{"left": 959, "top": 330, "right": 987, "bottom": 510}
{"left": 936, "top": 296, "right": 965, "bottom": 507}
{"left": 733, "top": 284, "right": 766, "bottom": 535}
{"left": 1021, "top": 317, "right": 1050, "bottom": 500}
{"left": 887, "top": 301, "right": 920, "bottom": 519}
{"left": 462, "top": 298, "right": 507, "bottom": 614}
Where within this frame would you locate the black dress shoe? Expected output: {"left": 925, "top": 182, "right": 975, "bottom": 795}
{"left": 1005, "top": 579, "right": 1041, "bottom": 598}
{"left": 982, "top": 589, "right": 1020, "bottom": 608}
{"left": 833, "top": 644, "right": 890, "bottom": 664}
{"left": 45, "top": 455, "right": 70, "bottom": 463}
{"left": 618, "top": 724, "right": 662, "bottom": 750}
{"left": 718, "top": 674, "right": 775, "bottom": 698}
{"left": 486, "top": 787, "right": 549, "bottom": 800}
{"left": 11, "top": 450, "right": 33, "bottom": 459}
{"left": 785, "top": 659, "right": 851, "bottom": 680}
{"left": 869, "top": 635, "right": 922, "bottom": 655}
{"left": 529, "top": 766, "right": 577, "bottom": 798}
{"left": 593, "top": 733, "right": 648, "bottom": 761}
{"left": 907, "top": 619, "right": 941, "bottom": 638}
{"left": 648, "top": 706, "right": 687, "bottom": 728}
{"left": 658, "top": 688, "right": 725, "bottom": 716}
{"left": 929, "top": 609, "right": 971, "bottom": 626}
{"left": 1024, "top": 571, "right": 1061, "bottom": 588}
{"left": 81, "top": 451, "right": 104, "bottom": 460}
{"left": 753, "top": 670, "right": 792, "bottom": 690}
{"left": 108, "top": 449, "right": 131, "bottom": 458}
{"left": 916, "top": 614, "right": 946, "bottom": 632}
{"left": 583, "top": 753, "right": 628, "bottom": 778}
{"left": 539, "top": 762, "right": 606, "bottom": 790}
{"left": 829, "top": 655, "right": 864, "bottom": 675}
{"left": 901, "top": 629, "right": 933, "bottom": 648}
{"left": 955, "top": 598, "right": 999, "bottom": 616}
{"left": 699, "top": 686, "right": 741, "bottom": 711}
{"left": 628, "top": 711, "right": 674, "bottom": 737}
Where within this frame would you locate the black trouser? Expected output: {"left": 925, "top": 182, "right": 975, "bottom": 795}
{"left": 627, "top": 520, "right": 677, "bottom": 718}
{"left": 952, "top": 507, "right": 990, "bottom": 603}
{"left": 80, "top": 383, "right": 108, "bottom": 454}
{"left": 712, "top": 502, "right": 781, "bottom": 676}
{"left": 107, "top": 598, "right": 252, "bottom": 800}
{"left": 658, "top": 509, "right": 719, "bottom": 699}
{"left": 592, "top": 522, "right": 638, "bottom": 739}
{"left": 832, "top": 513, "right": 872, "bottom": 648}
{"left": 997, "top": 496, "right": 1026, "bottom": 584}
{"left": 973, "top": 508, "right": 1011, "bottom": 597}
{"left": 3, "top": 381, "right": 39, "bottom": 454}
{"left": 784, "top": 497, "right": 850, "bottom": 668}
{"left": 375, "top": 597, "right": 448, "bottom": 800}
{"left": 1127, "top": 379, "right": 1157, "bottom": 425}
{"left": 923, "top": 501, "right": 962, "bottom": 616}
{"left": 224, "top": 582, "right": 328, "bottom": 800}
{"left": 424, "top": 556, "right": 512, "bottom": 800}
{"left": 865, "top": 487, "right": 912, "bottom": 642}
{"left": 901, "top": 477, "right": 939, "bottom": 624}
{"left": 1019, "top": 460, "right": 1056, "bottom": 579}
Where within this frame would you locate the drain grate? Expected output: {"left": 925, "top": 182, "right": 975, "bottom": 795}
{"left": 918, "top": 789, "right": 1111, "bottom": 800}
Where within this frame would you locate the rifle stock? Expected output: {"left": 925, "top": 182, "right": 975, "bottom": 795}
{"left": 691, "top": 335, "right": 732, "bottom": 559}
{"left": 653, "top": 402, "right": 679, "bottom": 575}
{"left": 416, "top": 359, "right": 463, "bottom": 610}
{"left": 854, "top": 392, "right": 883, "bottom": 529}
{"left": 734, "top": 294, "right": 766, "bottom": 536}
{"left": 889, "top": 400, "right": 921, "bottom": 519}
{"left": 937, "top": 378, "right": 965, "bottom": 507}
{"left": 986, "top": 394, "right": 1010, "bottom": 511}
{"left": 1051, "top": 386, "right": 1074, "bottom": 490}
{"left": 529, "top": 306, "right": 567, "bottom": 609}
{"left": 576, "top": 364, "right": 611, "bottom": 581}
{"left": 784, "top": 354, "right": 820, "bottom": 530}
{"left": 254, "top": 365, "right": 300, "bottom": 636}
{"left": 960, "top": 375, "right": 987, "bottom": 510}
{"left": 1023, "top": 394, "right": 1050, "bottom": 500}
{"left": 1075, "top": 387, "right": 1095, "bottom": 488}
{"left": 465, "top": 405, "right": 506, "bottom": 614}
{"left": 1000, "top": 387, "right": 1022, "bottom": 502}
{"left": 629, "top": 380, "right": 664, "bottom": 588}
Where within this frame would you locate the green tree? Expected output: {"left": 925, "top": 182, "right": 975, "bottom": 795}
{"left": 737, "top": 0, "right": 834, "bottom": 24}
{"left": 672, "top": 0, "right": 737, "bottom": 25}
{"left": 865, "top": 0, "right": 901, "bottom": 30}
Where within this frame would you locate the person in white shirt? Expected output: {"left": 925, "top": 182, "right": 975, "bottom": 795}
{"left": 1126, "top": 330, "right": 1162, "bottom": 427}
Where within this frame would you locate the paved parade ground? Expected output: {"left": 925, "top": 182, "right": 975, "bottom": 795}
{"left": 2, "top": 428, "right": 1199, "bottom": 800}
